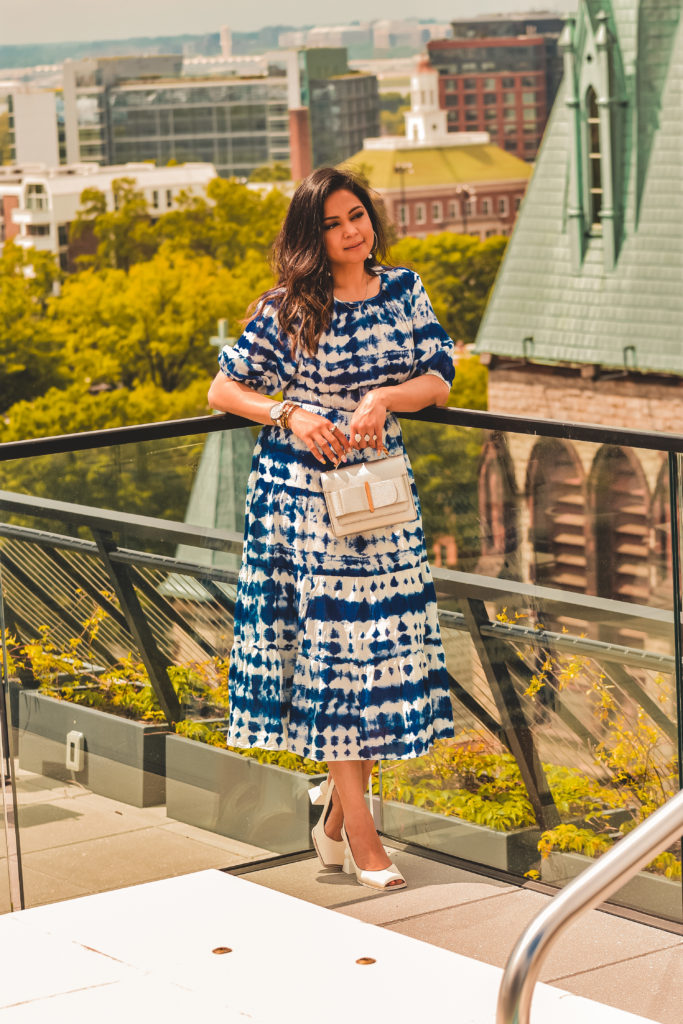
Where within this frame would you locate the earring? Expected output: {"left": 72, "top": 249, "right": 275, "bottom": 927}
{"left": 371, "top": 232, "right": 378, "bottom": 254}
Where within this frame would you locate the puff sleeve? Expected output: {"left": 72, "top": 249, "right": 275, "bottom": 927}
{"left": 217, "top": 303, "right": 297, "bottom": 395}
{"left": 410, "top": 274, "right": 456, "bottom": 389}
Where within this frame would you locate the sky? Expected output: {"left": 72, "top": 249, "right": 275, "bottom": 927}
{"left": 1, "top": 0, "right": 575, "bottom": 46}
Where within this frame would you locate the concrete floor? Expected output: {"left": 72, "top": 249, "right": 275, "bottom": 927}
{"left": 246, "top": 850, "right": 683, "bottom": 1024}
{"left": 0, "top": 766, "right": 266, "bottom": 913}
{"left": 1, "top": 765, "right": 681, "bottom": 1023}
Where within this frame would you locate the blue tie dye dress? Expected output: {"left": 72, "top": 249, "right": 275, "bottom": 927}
{"left": 218, "top": 266, "right": 455, "bottom": 762}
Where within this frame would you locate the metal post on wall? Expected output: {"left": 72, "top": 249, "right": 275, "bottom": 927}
{"left": 0, "top": 557, "right": 25, "bottom": 911}
{"left": 666, "top": 452, "right": 683, "bottom": 918}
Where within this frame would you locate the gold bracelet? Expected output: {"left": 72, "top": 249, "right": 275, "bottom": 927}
{"left": 278, "top": 401, "right": 298, "bottom": 429}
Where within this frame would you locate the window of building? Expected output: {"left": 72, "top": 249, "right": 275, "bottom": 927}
{"left": 484, "top": 93, "right": 496, "bottom": 105}
{"left": 465, "top": 94, "right": 477, "bottom": 105}
{"left": 484, "top": 108, "right": 497, "bottom": 121}
{"left": 505, "top": 139, "right": 518, "bottom": 152}
{"left": 432, "top": 201, "right": 443, "bottom": 222}
{"left": 464, "top": 198, "right": 474, "bottom": 216}
{"left": 398, "top": 204, "right": 408, "bottom": 226}
{"left": 504, "top": 108, "right": 516, "bottom": 122}
{"left": 465, "top": 111, "right": 478, "bottom": 123}
{"left": 447, "top": 110, "right": 458, "bottom": 123}
{"left": 522, "top": 91, "right": 537, "bottom": 105}
{"left": 484, "top": 78, "right": 496, "bottom": 90}
{"left": 26, "top": 183, "right": 48, "bottom": 211}
{"left": 152, "top": 190, "right": 159, "bottom": 209}
{"left": 587, "top": 86, "right": 602, "bottom": 230}
{"left": 464, "top": 78, "right": 477, "bottom": 89}
{"left": 481, "top": 197, "right": 491, "bottom": 215}
{"left": 446, "top": 93, "right": 459, "bottom": 107}
{"left": 415, "top": 203, "right": 426, "bottom": 225}
{"left": 503, "top": 91, "right": 516, "bottom": 105}
{"left": 523, "top": 108, "right": 536, "bottom": 123}
{"left": 521, "top": 76, "right": 536, "bottom": 87}
{"left": 498, "top": 196, "right": 509, "bottom": 215}
{"left": 445, "top": 79, "right": 458, "bottom": 92}
{"left": 57, "top": 225, "right": 68, "bottom": 247}
{"left": 502, "top": 77, "right": 515, "bottom": 88}
{"left": 166, "top": 189, "right": 173, "bottom": 208}
{"left": 27, "top": 224, "right": 50, "bottom": 236}
{"left": 515, "top": 196, "right": 522, "bottom": 210}
{"left": 448, "top": 200, "right": 459, "bottom": 220}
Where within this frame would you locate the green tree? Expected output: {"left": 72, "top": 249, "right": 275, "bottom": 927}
{"left": 0, "top": 110, "right": 11, "bottom": 163}
{"left": 70, "top": 178, "right": 157, "bottom": 271}
{"left": 403, "top": 356, "right": 487, "bottom": 569}
{"left": 248, "top": 163, "right": 291, "bottom": 182}
{"left": 391, "top": 233, "right": 507, "bottom": 344}
{"left": 155, "top": 177, "right": 288, "bottom": 270}
{"left": 50, "top": 249, "right": 265, "bottom": 392}
{"left": 0, "top": 242, "right": 65, "bottom": 412}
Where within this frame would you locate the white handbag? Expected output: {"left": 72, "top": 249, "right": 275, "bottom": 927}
{"left": 320, "top": 452, "right": 417, "bottom": 537}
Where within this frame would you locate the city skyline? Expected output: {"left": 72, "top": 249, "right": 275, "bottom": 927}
{"left": 1, "top": 1, "right": 576, "bottom": 47}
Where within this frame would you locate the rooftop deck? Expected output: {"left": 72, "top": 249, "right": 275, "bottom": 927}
{"left": 2, "top": 766, "right": 680, "bottom": 1023}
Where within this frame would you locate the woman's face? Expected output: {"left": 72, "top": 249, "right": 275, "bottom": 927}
{"left": 322, "top": 189, "right": 374, "bottom": 272}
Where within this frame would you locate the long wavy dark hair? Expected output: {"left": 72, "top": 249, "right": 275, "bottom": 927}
{"left": 249, "top": 167, "right": 390, "bottom": 357}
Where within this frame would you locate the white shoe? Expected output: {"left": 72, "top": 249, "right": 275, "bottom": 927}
{"left": 310, "top": 777, "right": 345, "bottom": 868}
{"left": 341, "top": 825, "right": 407, "bottom": 892}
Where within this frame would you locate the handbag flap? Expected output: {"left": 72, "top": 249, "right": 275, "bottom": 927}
{"left": 331, "top": 478, "right": 401, "bottom": 517}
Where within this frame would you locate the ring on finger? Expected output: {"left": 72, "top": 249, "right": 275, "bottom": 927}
{"left": 354, "top": 433, "right": 362, "bottom": 443}
{"left": 364, "top": 434, "right": 371, "bottom": 442}
{"left": 372, "top": 434, "right": 378, "bottom": 441}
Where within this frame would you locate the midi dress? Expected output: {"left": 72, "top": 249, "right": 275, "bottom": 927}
{"left": 218, "top": 265, "right": 455, "bottom": 763}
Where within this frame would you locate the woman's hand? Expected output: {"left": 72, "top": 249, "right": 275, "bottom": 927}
{"left": 348, "top": 390, "right": 388, "bottom": 454}
{"left": 289, "top": 408, "right": 350, "bottom": 466}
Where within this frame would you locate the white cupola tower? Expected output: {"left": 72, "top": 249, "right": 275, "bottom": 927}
{"left": 404, "top": 56, "right": 449, "bottom": 144}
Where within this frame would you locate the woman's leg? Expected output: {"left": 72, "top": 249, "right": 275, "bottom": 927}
{"left": 323, "top": 760, "right": 374, "bottom": 841}
{"left": 328, "top": 760, "right": 394, "bottom": 874}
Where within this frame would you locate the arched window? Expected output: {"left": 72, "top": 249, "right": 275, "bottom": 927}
{"left": 527, "top": 439, "right": 587, "bottom": 593}
{"left": 651, "top": 459, "right": 672, "bottom": 608}
{"left": 589, "top": 446, "right": 650, "bottom": 607}
{"left": 586, "top": 87, "right": 602, "bottom": 231}
{"left": 477, "top": 434, "right": 519, "bottom": 577}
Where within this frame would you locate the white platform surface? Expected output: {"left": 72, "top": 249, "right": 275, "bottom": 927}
{"left": 0, "top": 869, "right": 658, "bottom": 1023}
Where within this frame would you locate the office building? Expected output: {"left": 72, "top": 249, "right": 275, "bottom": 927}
{"left": 8, "top": 51, "right": 379, "bottom": 180}
{"left": 427, "top": 13, "right": 564, "bottom": 161}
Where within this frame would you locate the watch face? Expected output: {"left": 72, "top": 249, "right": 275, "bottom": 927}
{"left": 270, "top": 402, "right": 284, "bottom": 422}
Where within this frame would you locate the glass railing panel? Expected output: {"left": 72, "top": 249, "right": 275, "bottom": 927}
{"left": 0, "top": 426, "right": 316, "bottom": 911}
{"left": 382, "top": 424, "right": 681, "bottom": 923}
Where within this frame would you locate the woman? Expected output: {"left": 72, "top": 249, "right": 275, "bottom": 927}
{"left": 208, "top": 167, "right": 455, "bottom": 891}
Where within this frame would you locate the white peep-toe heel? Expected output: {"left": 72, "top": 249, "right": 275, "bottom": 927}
{"left": 341, "top": 825, "right": 407, "bottom": 892}
{"left": 310, "top": 777, "right": 345, "bottom": 868}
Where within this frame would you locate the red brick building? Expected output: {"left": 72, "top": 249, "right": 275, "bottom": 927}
{"left": 427, "top": 13, "right": 564, "bottom": 161}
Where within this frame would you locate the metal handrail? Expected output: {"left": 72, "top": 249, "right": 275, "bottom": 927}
{"left": 497, "top": 788, "right": 683, "bottom": 1023}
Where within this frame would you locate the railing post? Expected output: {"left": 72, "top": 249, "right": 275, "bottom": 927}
{"left": 92, "top": 529, "right": 181, "bottom": 726}
{"left": 667, "top": 453, "right": 683, "bottom": 917}
{"left": 0, "top": 556, "right": 25, "bottom": 910}
{"left": 463, "top": 599, "right": 560, "bottom": 830}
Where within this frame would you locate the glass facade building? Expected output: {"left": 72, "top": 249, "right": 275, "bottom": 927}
{"left": 107, "top": 79, "right": 290, "bottom": 178}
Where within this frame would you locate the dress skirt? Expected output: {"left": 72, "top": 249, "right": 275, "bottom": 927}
{"left": 226, "top": 403, "right": 454, "bottom": 762}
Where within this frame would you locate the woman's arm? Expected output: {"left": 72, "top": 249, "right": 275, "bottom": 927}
{"left": 208, "top": 372, "right": 279, "bottom": 425}
{"left": 378, "top": 373, "right": 450, "bottom": 412}
{"left": 207, "top": 372, "right": 350, "bottom": 465}
{"left": 348, "top": 374, "right": 450, "bottom": 452}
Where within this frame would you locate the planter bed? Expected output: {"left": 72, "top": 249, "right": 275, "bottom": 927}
{"left": 541, "top": 850, "right": 683, "bottom": 921}
{"left": 165, "top": 734, "right": 325, "bottom": 854}
{"left": 17, "top": 689, "right": 168, "bottom": 808}
{"left": 381, "top": 799, "right": 540, "bottom": 875}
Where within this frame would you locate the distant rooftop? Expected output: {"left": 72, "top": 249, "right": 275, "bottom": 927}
{"left": 344, "top": 143, "right": 532, "bottom": 190}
